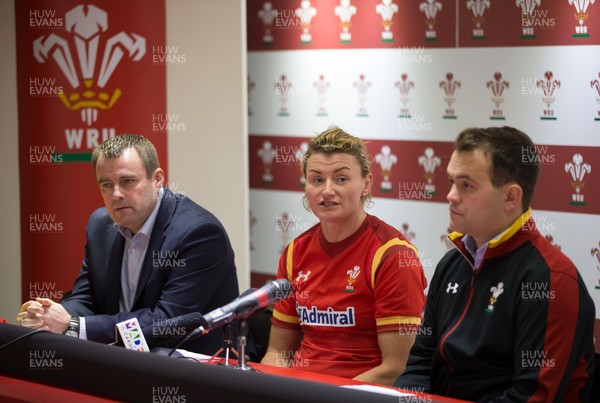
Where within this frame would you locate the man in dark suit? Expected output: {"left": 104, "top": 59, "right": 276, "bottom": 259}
{"left": 17, "top": 134, "right": 239, "bottom": 355}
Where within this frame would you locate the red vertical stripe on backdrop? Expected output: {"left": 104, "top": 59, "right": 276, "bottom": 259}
{"left": 15, "top": 0, "right": 167, "bottom": 302}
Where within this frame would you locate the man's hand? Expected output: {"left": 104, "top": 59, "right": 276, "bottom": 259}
{"left": 17, "top": 298, "right": 71, "bottom": 334}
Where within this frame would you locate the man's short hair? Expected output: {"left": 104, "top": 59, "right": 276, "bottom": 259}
{"left": 455, "top": 126, "right": 539, "bottom": 210}
{"left": 91, "top": 134, "right": 160, "bottom": 178}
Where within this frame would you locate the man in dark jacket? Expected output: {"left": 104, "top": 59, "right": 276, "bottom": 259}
{"left": 17, "top": 134, "right": 240, "bottom": 355}
{"left": 395, "top": 126, "right": 595, "bottom": 402}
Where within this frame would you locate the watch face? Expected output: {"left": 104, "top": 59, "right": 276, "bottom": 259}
{"left": 65, "top": 330, "right": 78, "bottom": 338}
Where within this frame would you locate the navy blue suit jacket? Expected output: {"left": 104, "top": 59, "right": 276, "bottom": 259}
{"left": 61, "top": 188, "right": 239, "bottom": 354}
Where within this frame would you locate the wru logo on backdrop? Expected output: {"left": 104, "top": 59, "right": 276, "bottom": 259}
{"left": 33, "top": 4, "right": 146, "bottom": 126}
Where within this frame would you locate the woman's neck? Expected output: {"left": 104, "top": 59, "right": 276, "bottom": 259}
{"left": 320, "top": 211, "right": 367, "bottom": 243}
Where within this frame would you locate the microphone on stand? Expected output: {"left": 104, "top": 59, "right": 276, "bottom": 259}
{"left": 173, "top": 279, "right": 292, "bottom": 351}
{"left": 142, "top": 312, "right": 207, "bottom": 347}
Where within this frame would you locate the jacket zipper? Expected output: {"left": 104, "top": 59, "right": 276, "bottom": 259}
{"left": 438, "top": 248, "right": 478, "bottom": 395}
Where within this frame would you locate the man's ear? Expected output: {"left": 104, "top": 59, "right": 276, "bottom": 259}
{"left": 154, "top": 168, "right": 165, "bottom": 187}
{"left": 504, "top": 183, "right": 523, "bottom": 212}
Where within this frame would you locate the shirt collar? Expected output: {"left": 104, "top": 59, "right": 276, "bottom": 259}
{"left": 462, "top": 234, "right": 490, "bottom": 270}
{"left": 460, "top": 208, "right": 532, "bottom": 269}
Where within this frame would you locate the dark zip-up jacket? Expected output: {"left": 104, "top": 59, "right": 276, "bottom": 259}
{"left": 395, "top": 210, "right": 595, "bottom": 402}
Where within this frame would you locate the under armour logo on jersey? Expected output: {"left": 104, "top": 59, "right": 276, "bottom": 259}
{"left": 296, "top": 270, "right": 311, "bottom": 282}
{"left": 446, "top": 282, "right": 459, "bottom": 294}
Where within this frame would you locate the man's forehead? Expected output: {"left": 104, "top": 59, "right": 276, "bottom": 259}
{"left": 447, "top": 149, "right": 492, "bottom": 177}
{"left": 96, "top": 152, "right": 145, "bottom": 180}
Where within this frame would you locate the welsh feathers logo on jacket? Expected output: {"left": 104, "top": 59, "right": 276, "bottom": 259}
{"left": 486, "top": 282, "right": 504, "bottom": 313}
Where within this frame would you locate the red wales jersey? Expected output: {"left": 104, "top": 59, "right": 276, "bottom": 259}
{"left": 272, "top": 214, "right": 426, "bottom": 379}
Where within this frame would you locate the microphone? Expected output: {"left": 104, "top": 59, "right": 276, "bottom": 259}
{"left": 137, "top": 288, "right": 261, "bottom": 348}
{"left": 140, "top": 312, "right": 206, "bottom": 347}
{"left": 115, "top": 317, "right": 150, "bottom": 352}
{"left": 185, "top": 279, "right": 292, "bottom": 341}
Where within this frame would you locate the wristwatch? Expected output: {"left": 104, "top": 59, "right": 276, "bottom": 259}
{"left": 64, "top": 316, "right": 80, "bottom": 338}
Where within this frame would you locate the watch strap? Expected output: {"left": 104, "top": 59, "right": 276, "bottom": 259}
{"left": 64, "top": 316, "right": 80, "bottom": 337}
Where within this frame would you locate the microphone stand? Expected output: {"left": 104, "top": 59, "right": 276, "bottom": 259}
{"left": 207, "top": 323, "right": 238, "bottom": 366}
{"left": 234, "top": 319, "right": 252, "bottom": 371}
{"left": 207, "top": 319, "right": 253, "bottom": 371}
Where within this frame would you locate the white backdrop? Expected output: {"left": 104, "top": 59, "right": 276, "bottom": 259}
{"left": 246, "top": 1, "right": 600, "bottom": 335}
